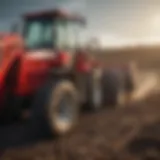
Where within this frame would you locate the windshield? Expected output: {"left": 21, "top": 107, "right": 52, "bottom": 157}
{"left": 24, "top": 19, "right": 54, "bottom": 49}
{"left": 24, "top": 18, "right": 85, "bottom": 50}
{"left": 54, "top": 20, "right": 85, "bottom": 50}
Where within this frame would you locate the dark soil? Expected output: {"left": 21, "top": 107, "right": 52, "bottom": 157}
{"left": 0, "top": 93, "right": 159, "bottom": 160}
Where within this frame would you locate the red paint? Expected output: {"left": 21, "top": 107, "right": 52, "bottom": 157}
{"left": 75, "top": 51, "right": 92, "bottom": 72}
{"left": 15, "top": 56, "right": 52, "bottom": 95}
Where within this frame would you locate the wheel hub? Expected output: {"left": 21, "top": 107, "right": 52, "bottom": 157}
{"left": 54, "top": 95, "right": 74, "bottom": 133}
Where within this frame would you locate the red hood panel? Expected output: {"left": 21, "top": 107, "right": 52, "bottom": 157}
{"left": 16, "top": 50, "right": 56, "bottom": 95}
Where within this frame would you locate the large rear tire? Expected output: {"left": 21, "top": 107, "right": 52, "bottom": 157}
{"left": 31, "top": 80, "right": 80, "bottom": 136}
{"left": 102, "top": 69, "right": 126, "bottom": 107}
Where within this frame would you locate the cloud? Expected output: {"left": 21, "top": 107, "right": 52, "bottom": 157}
{"left": 1, "top": 0, "right": 160, "bottom": 46}
{"left": 59, "top": 0, "right": 86, "bottom": 13}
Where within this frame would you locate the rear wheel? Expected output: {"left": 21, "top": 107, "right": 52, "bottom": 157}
{"left": 102, "top": 69, "right": 126, "bottom": 107}
{"left": 31, "top": 80, "right": 80, "bottom": 136}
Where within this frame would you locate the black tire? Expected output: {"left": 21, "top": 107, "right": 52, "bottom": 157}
{"left": 85, "top": 69, "right": 103, "bottom": 111}
{"left": 102, "top": 69, "right": 126, "bottom": 107}
{"left": 30, "top": 80, "right": 80, "bottom": 136}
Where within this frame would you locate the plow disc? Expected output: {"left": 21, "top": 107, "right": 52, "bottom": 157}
{"left": 128, "top": 71, "right": 158, "bottom": 103}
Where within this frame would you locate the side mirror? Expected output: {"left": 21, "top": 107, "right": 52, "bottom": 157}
{"left": 11, "top": 20, "right": 23, "bottom": 34}
{"left": 11, "top": 22, "right": 19, "bottom": 33}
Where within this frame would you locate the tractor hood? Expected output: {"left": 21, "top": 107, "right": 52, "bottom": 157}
{"left": 17, "top": 49, "right": 56, "bottom": 96}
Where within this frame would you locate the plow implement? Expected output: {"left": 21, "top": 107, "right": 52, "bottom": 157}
{"left": 128, "top": 71, "right": 158, "bottom": 104}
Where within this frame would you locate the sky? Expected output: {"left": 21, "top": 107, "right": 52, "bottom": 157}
{"left": 1, "top": 0, "right": 160, "bottom": 47}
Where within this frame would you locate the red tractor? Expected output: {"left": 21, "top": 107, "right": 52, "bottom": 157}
{"left": 0, "top": 9, "right": 135, "bottom": 136}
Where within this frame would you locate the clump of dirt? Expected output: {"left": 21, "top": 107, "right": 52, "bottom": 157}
{"left": 127, "top": 122, "right": 160, "bottom": 160}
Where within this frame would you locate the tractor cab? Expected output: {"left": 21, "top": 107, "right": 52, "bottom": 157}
{"left": 9, "top": 9, "right": 88, "bottom": 96}
{"left": 13, "top": 9, "right": 86, "bottom": 52}
{"left": 0, "top": 9, "right": 104, "bottom": 136}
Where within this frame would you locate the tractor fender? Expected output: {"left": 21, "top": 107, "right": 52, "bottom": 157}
{"left": 0, "top": 51, "right": 21, "bottom": 86}
{"left": 0, "top": 52, "right": 21, "bottom": 110}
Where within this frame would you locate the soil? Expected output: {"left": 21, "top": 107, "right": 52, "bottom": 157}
{"left": 1, "top": 46, "right": 160, "bottom": 160}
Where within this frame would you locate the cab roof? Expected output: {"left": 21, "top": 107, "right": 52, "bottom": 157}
{"left": 23, "top": 9, "right": 85, "bottom": 24}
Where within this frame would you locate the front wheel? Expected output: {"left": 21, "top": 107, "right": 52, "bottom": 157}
{"left": 48, "top": 80, "right": 79, "bottom": 135}
{"left": 31, "top": 80, "right": 80, "bottom": 136}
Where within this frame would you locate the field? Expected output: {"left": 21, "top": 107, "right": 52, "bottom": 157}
{"left": 1, "top": 46, "right": 160, "bottom": 160}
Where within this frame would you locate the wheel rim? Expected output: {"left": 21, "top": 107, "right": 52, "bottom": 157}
{"left": 53, "top": 94, "right": 75, "bottom": 134}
